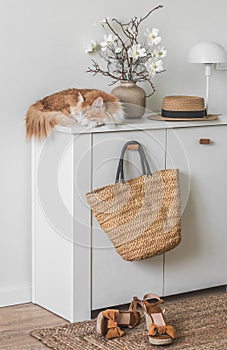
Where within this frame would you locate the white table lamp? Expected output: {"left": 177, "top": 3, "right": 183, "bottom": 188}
{"left": 188, "top": 41, "right": 227, "bottom": 114}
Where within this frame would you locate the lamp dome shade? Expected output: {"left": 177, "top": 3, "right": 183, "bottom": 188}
{"left": 188, "top": 41, "right": 227, "bottom": 63}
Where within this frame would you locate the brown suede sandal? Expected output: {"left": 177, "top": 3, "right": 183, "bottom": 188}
{"left": 134, "top": 293, "right": 177, "bottom": 346}
{"left": 96, "top": 299, "right": 141, "bottom": 340}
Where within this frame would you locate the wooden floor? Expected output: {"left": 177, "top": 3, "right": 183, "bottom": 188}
{"left": 0, "top": 303, "right": 69, "bottom": 349}
{"left": 0, "top": 286, "right": 225, "bottom": 350}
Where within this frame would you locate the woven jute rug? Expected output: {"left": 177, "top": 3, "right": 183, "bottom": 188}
{"left": 31, "top": 293, "right": 227, "bottom": 350}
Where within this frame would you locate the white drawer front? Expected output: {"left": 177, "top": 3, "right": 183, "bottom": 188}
{"left": 91, "top": 129, "right": 166, "bottom": 310}
{"left": 165, "top": 125, "right": 227, "bottom": 295}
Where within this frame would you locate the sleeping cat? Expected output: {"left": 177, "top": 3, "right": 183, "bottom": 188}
{"left": 25, "top": 88, "right": 124, "bottom": 139}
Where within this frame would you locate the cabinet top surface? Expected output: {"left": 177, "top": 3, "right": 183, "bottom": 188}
{"left": 55, "top": 114, "right": 227, "bottom": 135}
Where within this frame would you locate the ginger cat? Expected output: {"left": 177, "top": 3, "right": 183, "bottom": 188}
{"left": 26, "top": 88, "right": 124, "bottom": 139}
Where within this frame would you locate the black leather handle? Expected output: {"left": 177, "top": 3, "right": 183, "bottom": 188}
{"left": 115, "top": 141, "right": 152, "bottom": 183}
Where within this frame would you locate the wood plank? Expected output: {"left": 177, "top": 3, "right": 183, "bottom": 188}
{"left": 0, "top": 303, "right": 68, "bottom": 349}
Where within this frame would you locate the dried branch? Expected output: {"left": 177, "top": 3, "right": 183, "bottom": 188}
{"left": 104, "top": 18, "right": 131, "bottom": 66}
{"left": 86, "top": 60, "right": 119, "bottom": 81}
{"left": 138, "top": 5, "right": 163, "bottom": 25}
{"left": 144, "top": 79, "right": 156, "bottom": 97}
{"left": 112, "top": 18, "right": 130, "bottom": 39}
{"left": 86, "top": 6, "right": 166, "bottom": 97}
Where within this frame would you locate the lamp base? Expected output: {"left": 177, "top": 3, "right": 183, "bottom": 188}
{"left": 204, "top": 63, "right": 212, "bottom": 115}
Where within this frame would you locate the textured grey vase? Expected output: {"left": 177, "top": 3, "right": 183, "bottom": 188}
{"left": 111, "top": 81, "right": 146, "bottom": 119}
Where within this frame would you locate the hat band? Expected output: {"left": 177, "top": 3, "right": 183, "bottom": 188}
{"left": 162, "top": 109, "right": 205, "bottom": 119}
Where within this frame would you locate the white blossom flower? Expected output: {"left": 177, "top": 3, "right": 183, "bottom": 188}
{"left": 85, "top": 40, "right": 98, "bottom": 54}
{"left": 145, "top": 59, "right": 164, "bottom": 77}
{"left": 128, "top": 44, "right": 147, "bottom": 59}
{"left": 144, "top": 28, "right": 162, "bottom": 46}
{"left": 151, "top": 46, "right": 167, "bottom": 58}
{"left": 100, "top": 34, "right": 117, "bottom": 51}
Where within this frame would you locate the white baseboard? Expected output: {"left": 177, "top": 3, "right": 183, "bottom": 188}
{"left": 0, "top": 284, "right": 32, "bottom": 307}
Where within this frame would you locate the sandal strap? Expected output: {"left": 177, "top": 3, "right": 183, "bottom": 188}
{"left": 129, "top": 296, "right": 144, "bottom": 311}
{"left": 132, "top": 295, "right": 165, "bottom": 317}
{"left": 128, "top": 297, "right": 141, "bottom": 327}
{"left": 131, "top": 295, "right": 163, "bottom": 309}
{"left": 143, "top": 293, "right": 164, "bottom": 303}
{"left": 130, "top": 296, "right": 147, "bottom": 314}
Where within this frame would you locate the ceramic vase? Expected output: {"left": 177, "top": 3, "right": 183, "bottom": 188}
{"left": 111, "top": 80, "right": 146, "bottom": 119}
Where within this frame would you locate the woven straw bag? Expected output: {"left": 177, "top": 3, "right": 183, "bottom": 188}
{"left": 86, "top": 141, "right": 181, "bottom": 261}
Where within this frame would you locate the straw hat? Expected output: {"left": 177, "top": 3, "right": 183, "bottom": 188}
{"left": 162, "top": 95, "right": 205, "bottom": 119}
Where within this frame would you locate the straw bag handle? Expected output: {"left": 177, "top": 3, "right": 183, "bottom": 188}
{"left": 115, "top": 141, "right": 152, "bottom": 183}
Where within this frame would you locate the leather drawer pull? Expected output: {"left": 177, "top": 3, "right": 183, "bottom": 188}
{"left": 199, "top": 138, "right": 211, "bottom": 145}
{"left": 127, "top": 144, "right": 139, "bottom": 150}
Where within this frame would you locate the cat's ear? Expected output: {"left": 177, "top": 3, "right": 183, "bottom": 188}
{"left": 77, "top": 92, "right": 84, "bottom": 106}
{"left": 91, "top": 97, "right": 104, "bottom": 110}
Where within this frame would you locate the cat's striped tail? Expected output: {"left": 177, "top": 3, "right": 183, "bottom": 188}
{"left": 25, "top": 103, "right": 68, "bottom": 139}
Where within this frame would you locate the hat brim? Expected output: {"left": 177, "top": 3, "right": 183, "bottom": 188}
{"left": 148, "top": 114, "right": 219, "bottom": 122}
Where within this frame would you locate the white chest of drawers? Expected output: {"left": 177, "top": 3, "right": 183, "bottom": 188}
{"left": 32, "top": 116, "right": 227, "bottom": 322}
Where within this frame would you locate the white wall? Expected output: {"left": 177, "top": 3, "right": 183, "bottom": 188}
{"left": 1, "top": 0, "right": 227, "bottom": 306}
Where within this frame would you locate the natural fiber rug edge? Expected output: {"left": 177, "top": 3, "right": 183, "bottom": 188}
{"left": 30, "top": 293, "right": 227, "bottom": 350}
